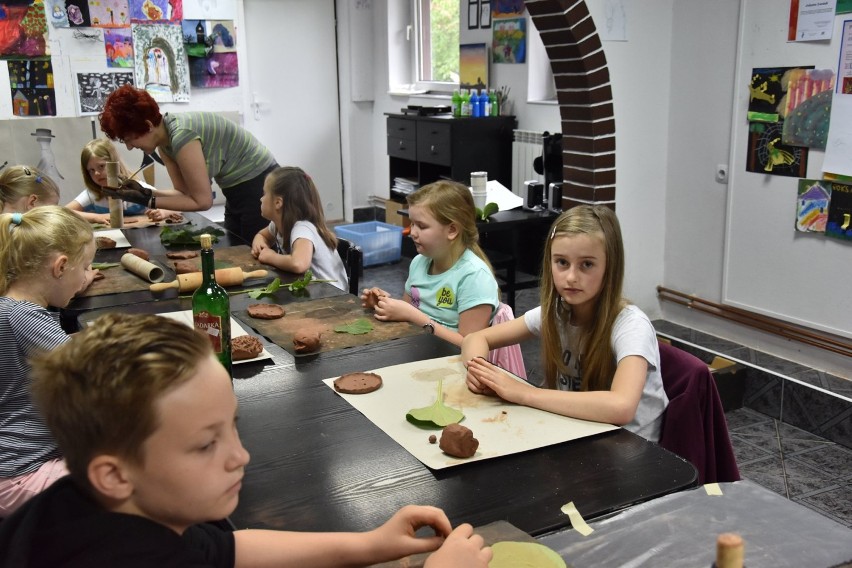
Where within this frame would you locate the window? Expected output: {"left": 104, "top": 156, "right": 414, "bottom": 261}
{"left": 413, "top": 0, "right": 459, "bottom": 91}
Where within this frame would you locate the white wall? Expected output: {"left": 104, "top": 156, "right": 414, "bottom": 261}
{"left": 662, "top": 1, "right": 849, "bottom": 376}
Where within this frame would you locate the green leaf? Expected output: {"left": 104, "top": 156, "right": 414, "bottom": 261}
{"left": 160, "top": 224, "right": 225, "bottom": 247}
{"left": 483, "top": 202, "right": 499, "bottom": 219}
{"left": 333, "top": 318, "right": 374, "bottom": 335}
{"left": 243, "top": 277, "right": 281, "bottom": 299}
{"left": 91, "top": 262, "right": 121, "bottom": 269}
{"left": 405, "top": 379, "right": 465, "bottom": 429}
{"left": 288, "top": 270, "right": 313, "bottom": 292}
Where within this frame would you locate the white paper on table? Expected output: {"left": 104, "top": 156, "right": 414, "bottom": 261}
{"left": 322, "top": 355, "right": 618, "bottom": 470}
{"left": 144, "top": 310, "right": 272, "bottom": 365}
{"left": 823, "top": 94, "right": 852, "bottom": 177}
{"left": 93, "top": 228, "right": 131, "bottom": 248}
{"left": 468, "top": 180, "right": 523, "bottom": 211}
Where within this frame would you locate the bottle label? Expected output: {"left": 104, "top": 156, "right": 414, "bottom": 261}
{"left": 194, "top": 311, "right": 224, "bottom": 353}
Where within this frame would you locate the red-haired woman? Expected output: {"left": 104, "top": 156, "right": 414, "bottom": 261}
{"left": 98, "top": 85, "right": 277, "bottom": 242}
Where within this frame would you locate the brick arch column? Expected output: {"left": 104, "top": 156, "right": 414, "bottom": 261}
{"left": 524, "top": 0, "right": 616, "bottom": 209}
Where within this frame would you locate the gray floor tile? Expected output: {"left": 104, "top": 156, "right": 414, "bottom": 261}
{"left": 782, "top": 458, "right": 841, "bottom": 498}
{"left": 737, "top": 454, "right": 788, "bottom": 497}
{"left": 796, "top": 485, "right": 852, "bottom": 528}
{"left": 787, "top": 444, "right": 852, "bottom": 481}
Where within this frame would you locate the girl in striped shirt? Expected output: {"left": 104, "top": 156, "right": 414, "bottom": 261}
{"left": 0, "top": 206, "right": 95, "bottom": 515}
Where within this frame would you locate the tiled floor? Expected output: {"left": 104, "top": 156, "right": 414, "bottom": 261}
{"left": 361, "top": 259, "right": 852, "bottom": 529}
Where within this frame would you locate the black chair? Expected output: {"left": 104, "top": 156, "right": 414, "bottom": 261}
{"left": 336, "top": 237, "right": 363, "bottom": 296}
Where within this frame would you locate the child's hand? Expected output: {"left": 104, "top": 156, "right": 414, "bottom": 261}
{"left": 371, "top": 505, "right": 451, "bottom": 559}
{"left": 361, "top": 287, "right": 389, "bottom": 309}
{"left": 92, "top": 214, "right": 111, "bottom": 225}
{"left": 424, "top": 523, "right": 492, "bottom": 568}
{"left": 78, "top": 265, "right": 101, "bottom": 294}
{"left": 373, "top": 296, "right": 416, "bottom": 323}
{"left": 466, "top": 357, "right": 528, "bottom": 402}
{"left": 146, "top": 209, "right": 168, "bottom": 222}
{"left": 251, "top": 235, "right": 269, "bottom": 258}
{"left": 256, "top": 247, "right": 278, "bottom": 265}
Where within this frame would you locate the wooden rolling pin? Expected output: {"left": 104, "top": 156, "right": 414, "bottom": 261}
{"left": 150, "top": 268, "right": 268, "bottom": 293}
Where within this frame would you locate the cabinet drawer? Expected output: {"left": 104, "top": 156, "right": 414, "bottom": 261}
{"left": 387, "top": 136, "right": 417, "bottom": 160}
{"left": 387, "top": 117, "right": 416, "bottom": 141}
{"left": 416, "top": 123, "right": 451, "bottom": 166}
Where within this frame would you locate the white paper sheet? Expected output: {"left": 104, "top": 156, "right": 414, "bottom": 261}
{"left": 823, "top": 94, "right": 852, "bottom": 176}
{"left": 468, "top": 179, "right": 523, "bottom": 211}
{"left": 323, "top": 355, "right": 618, "bottom": 470}
{"left": 151, "top": 310, "right": 272, "bottom": 365}
{"left": 93, "top": 228, "right": 131, "bottom": 248}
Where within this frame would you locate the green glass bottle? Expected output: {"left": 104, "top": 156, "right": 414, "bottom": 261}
{"left": 192, "top": 234, "right": 232, "bottom": 377}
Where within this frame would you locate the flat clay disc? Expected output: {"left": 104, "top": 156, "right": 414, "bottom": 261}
{"left": 334, "top": 372, "right": 383, "bottom": 394}
{"left": 489, "top": 542, "right": 566, "bottom": 568}
{"left": 247, "top": 303, "right": 286, "bottom": 319}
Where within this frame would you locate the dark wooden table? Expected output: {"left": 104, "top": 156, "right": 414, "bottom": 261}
{"left": 229, "top": 333, "right": 698, "bottom": 537}
{"left": 64, "top": 212, "right": 343, "bottom": 332}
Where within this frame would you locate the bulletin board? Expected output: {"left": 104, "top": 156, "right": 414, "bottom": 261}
{"left": 0, "top": 0, "right": 245, "bottom": 205}
{"left": 724, "top": 0, "right": 852, "bottom": 339}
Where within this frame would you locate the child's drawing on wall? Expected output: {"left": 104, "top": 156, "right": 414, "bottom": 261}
{"left": 89, "top": 0, "right": 129, "bottom": 27}
{"left": 796, "top": 180, "right": 831, "bottom": 233}
{"left": 130, "top": 0, "right": 181, "bottom": 23}
{"left": 105, "top": 27, "right": 133, "bottom": 67}
{"left": 0, "top": 2, "right": 49, "bottom": 59}
{"left": 132, "top": 23, "right": 190, "bottom": 102}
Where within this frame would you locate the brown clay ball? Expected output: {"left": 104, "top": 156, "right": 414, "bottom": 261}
{"left": 293, "top": 330, "right": 321, "bottom": 354}
{"left": 439, "top": 424, "right": 479, "bottom": 458}
{"left": 428, "top": 434, "right": 437, "bottom": 444}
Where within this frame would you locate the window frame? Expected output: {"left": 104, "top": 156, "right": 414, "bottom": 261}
{"left": 412, "top": 0, "right": 459, "bottom": 94}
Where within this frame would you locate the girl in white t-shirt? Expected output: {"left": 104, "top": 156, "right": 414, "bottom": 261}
{"left": 251, "top": 166, "right": 348, "bottom": 291}
{"left": 66, "top": 139, "right": 176, "bottom": 224}
{"left": 461, "top": 205, "right": 668, "bottom": 441}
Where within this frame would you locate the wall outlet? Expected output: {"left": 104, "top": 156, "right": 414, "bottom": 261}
{"left": 715, "top": 164, "right": 729, "bottom": 184}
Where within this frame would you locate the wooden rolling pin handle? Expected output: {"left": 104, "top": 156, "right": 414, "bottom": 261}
{"left": 149, "top": 280, "right": 180, "bottom": 292}
{"left": 243, "top": 269, "right": 268, "bottom": 280}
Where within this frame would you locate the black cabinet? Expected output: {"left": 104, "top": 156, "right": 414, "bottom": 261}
{"left": 386, "top": 113, "right": 516, "bottom": 197}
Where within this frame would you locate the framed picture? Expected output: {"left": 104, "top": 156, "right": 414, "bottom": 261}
{"left": 468, "top": 0, "right": 479, "bottom": 29}
{"left": 480, "top": 1, "right": 492, "bottom": 28}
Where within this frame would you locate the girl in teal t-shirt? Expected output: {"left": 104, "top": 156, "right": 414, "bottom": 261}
{"left": 361, "top": 180, "right": 498, "bottom": 347}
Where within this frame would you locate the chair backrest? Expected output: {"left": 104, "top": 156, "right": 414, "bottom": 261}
{"left": 487, "top": 302, "right": 527, "bottom": 379}
{"left": 336, "top": 237, "right": 363, "bottom": 296}
{"left": 658, "top": 341, "right": 740, "bottom": 484}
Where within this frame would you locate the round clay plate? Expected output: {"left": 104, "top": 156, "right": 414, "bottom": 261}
{"left": 333, "top": 372, "right": 383, "bottom": 394}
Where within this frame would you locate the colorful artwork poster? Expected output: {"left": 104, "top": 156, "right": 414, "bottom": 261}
{"left": 105, "top": 27, "right": 133, "bottom": 67}
{"left": 0, "top": 2, "right": 49, "bottom": 59}
{"left": 781, "top": 69, "right": 834, "bottom": 149}
{"left": 746, "top": 122, "right": 808, "bottom": 177}
{"left": 747, "top": 66, "right": 813, "bottom": 123}
{"left": 182, "top": 18, "right": 234, "bottom": 55}
{"left": 129, "top": 0, "right": 181, "bottom": 23}
{"left": 459, "top": 43, "right": 488, "bottom": 91}
{"left": 825, "top": 180, "right": 852, "bottom": 241}
{"left": 65, "top": 0, "right": 92, "bottom": 27}
{"left": 87, "top": 0, "right": 130, "bottom": 27}
{"left": 492, "top": 17, "right": 526, "bottom": 64}
{"left": 131, "top": 23, "right": 190, "bottom": 102}
{"left": 8, "top": 59, "right": 56, "bottom": 116}
{"left": 492, "top": 0, "right": 524, "bottom": 17}
{"left": 183, "top": 0, "right": 235, "bottom": 20}
{"left": 75, "top": 70, "right": 134, "bottom": 114}
{"left": 210, "top": 20, "right": 234, "bottom": 53}
{"left": 188, "top": 51, "right": 236, "bottom": 87}
{"left": 796, "top": 179, "right": 831, "bottom": 233}
{"left": 45, "top": 0, "right": 70, "bottom": 28}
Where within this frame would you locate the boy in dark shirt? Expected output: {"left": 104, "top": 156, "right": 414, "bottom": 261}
{"left": 0, "top": 313, "right": 491, "bottom": 567}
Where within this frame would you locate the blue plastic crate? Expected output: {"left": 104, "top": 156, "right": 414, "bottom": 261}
{"left": 334, "top": 221, "right": 403, "bottom": 266}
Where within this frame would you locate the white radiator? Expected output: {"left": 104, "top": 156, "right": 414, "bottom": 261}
{"left": 512, "top": 130, "right": 544, "bottom": 195}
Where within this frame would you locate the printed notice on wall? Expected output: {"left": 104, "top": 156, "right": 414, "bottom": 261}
{"left": 788, "top": 0, "right": 837, "bottom": 41}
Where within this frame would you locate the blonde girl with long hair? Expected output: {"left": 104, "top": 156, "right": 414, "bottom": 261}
{"left": 0, "top": 206, "right": 95, "bottom": 514}
{"left": 361, "top": 180, "right": 500, "bottom": 347}
{"left": 67, "top": 138, "right": 176, "bottom": 224}
{"left": 462, "top": 205, "right": 668, "bottom": 441}
{"left": 0, "top": 165, "right": 60, "bottom": 213}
